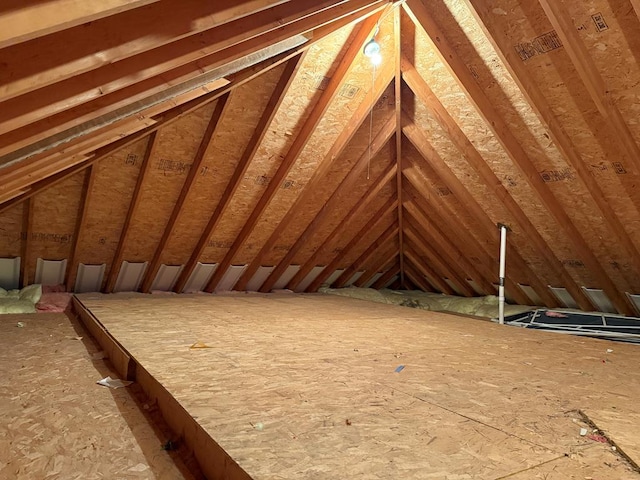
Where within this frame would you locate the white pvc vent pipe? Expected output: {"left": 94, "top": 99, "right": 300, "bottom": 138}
{"left": 498, "top": 223, "right": 508, "bottom": 324}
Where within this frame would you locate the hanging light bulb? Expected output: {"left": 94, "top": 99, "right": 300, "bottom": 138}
{"left": 369, "top": 52, "right": 382, "bottom": 66}
{"left": 363, "top": 38, "right": 381, "bottom": 58}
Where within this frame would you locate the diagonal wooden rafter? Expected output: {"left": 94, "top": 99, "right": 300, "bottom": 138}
{"left": 402, "top": 155, "right": 545, "bottom": 307}
{"left": 354, "top": 245, "right": 399, "bottom": 288}
{"left": 204, "top": 12, "right": 385, "bottom": 293}
{"left": 632, "top": 0, "right": 640, "bottom": 21}
{"left": 401, "top": 62, "right": 594, "bottom": 309}
{"left": 172, "top": 54, "right": 306, "bottom": 294}
{"left": 103, "top": 133, "right": 158, "bottom": 292}
{"left": 307, "top": 196, "right": 398, "bottom": 291}
{"left": 288, "top": 162, "right": 397, "bottom": 291}
{"left": 234, "top": 67, "right": 395, "bottom": 292}
{"left": 404, "top": 211, "right": 476, "bottom": 297}
{"left": 250, "top": 110, "right": 396, "bottom": 293}
{"left": 403, "top": 192, "right": 494, "bottom": 295}
{"left": 65, "top": 166, "right": 97, "bottom": 291}
{"left": 332, "top": 223, "right": 399, "bottom": 288}
{"left": 403, "top": 230, "right": 458, "bottom": 295}
{"left": 403, "top": 246, "right": 444, "bottom": 293}
{"left": 405, "top": 0, "right": 634, "bottom": 314}
{"left": 465, "top": 0, "right": 640, "bottom": 285}
{"left": 140, "top": 93, "right": 232, "bottom": 293}
{"left": 372, "top": 261, "right": 401, "bottom": 289}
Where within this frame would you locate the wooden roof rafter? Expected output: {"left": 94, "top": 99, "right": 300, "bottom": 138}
{"left": 371, "top": 260, "right": 401, "bottom": 289}
{"left": 403, "top": 246, "right": 443, "bottom": 293}
{"left": 353, "top": 245, "right": 400, "bottom": 288}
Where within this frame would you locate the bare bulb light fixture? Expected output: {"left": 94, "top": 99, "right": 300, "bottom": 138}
{"left": 363, "top": 38, "right": 382, "bottom": 66}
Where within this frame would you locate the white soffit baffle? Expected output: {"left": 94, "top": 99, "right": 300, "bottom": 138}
{"left": 582, "top": 287, "right": 616, "bottom": 313}
{"left": 345, "top": 271, "right": 364, "bottom": 287}
{"left": 325, "top": 269, "right": 345, "bottom": 287}
{"left": 518, "top": 284, "right": 543, "bottom": 306}
{"left": 114, "top": 261, "right": 148, "bottom": 292}
{"left": 151, "top": 264, "right": 184, "bottom": 291}
{"left": 245, "top": 266, "right": 275, "bottom": 292}
{"left": 35, "top": 258, "right": 67, "bottom": 286}
{"left": 383, "top": 275, "right": 399, "bottom": 289}
{"left": 549, "top": 286, "right": 579, "bottom": 309}
{"left": 0, "top": 257, "right": 20, "bottom": 289}
{"left": 215, "top": 265, "right": 247, "bottom": 292}
{"left": 74, "top": 263, "right": 106, "bottom": 293}
{"left": 296, "top": 266, "right": 325, "bottom": 292}
{"left": 364, "top": 272, "right": 383, "bottom": 289}
{"left": 272, "top": 265, "right": 300, "bottom": 291}
{"left": 444, "top": 278, "right": 462, "bottom": 296}
{"left": 626, "top": 293, "right": 640, "bottom": 316}
{"left": 182, "top": 262, "right": 217, "bottom": 293}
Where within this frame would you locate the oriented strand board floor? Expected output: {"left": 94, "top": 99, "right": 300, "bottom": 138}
{"left": 77, "top": 292, "right": 640, "bottom": 479}
{"left": 0, "top": 313, "right": 200, "bottom": 480}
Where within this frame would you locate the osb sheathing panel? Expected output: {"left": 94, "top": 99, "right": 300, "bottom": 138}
{"left": 160, "top": 64, "right": 286, "bottom": 265}
{"left": 435, "top": 0, "right": 638, "bottom": 292}
{"left": 121, "top": 101, "right": 218, "bottom": 262}
{"left": 199, "top": 26, "right": 356, "bottom": 264}
{"left": 27, "top": 173, "right": 84, "bottom": 284}
{"left": 253, "top": 84, "right": 396, "bottom": 266}
{"left": 408, "top": 7, "right": 611, "bottom": 290}
{"left": 0, "top": 203, "right": 23, "bottom": 258}
{"left": 295, "top": 143, "right": 396, "bottom": 267}
{"left": 74, "top": 137, "right": 150, "bottom": 282}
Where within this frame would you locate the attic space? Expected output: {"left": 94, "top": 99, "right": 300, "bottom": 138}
{"left": 2, "top": 0, "right": 640, "bottom": 478}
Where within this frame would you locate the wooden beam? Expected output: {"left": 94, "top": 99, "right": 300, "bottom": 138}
{"left": 404, "top": 231, "right": 457, "bottom": 295}
{"left": 404, "top": 211, "right": 476, "bottom": 296}
{"left": 354, "top": 247, "right": 399, "bottom": 288}
{"left": 172, "top": 54, "right": 305, "bottom": 294}
{"left": 0, "top": 0, "right": 161, "bottom": 49}
{"left": 19, "top": 199, "right": 33, "bottom": 288}
{"left": 204, "top": 13, "right": 384, "bottom": 293}
{"left": 403, "top": 248, "right": 443, "bottom": 293}
{"left": 394, "top": 6, "right": 406, "bottom": 288}
{"left": 402, "top": 159, "right": 543, "bottom": 307}
{"left": 103, "top": 133, "right": 158, "bottom": 292}
{"left": 307, "top": 197, "right": 398, "bottom": 291}
{"left": 288, "top": 162, "right": 398, "bottom": 291}
{"left": 402, "top": 62, "right": 592, "bottom": 309}
{"left": 332, "top": 224, "right": 399, "bottom": 288}
{"left": 405, "top": 1, "right": 635, "bottom": 314}
{"left": 372, "top": 261, "right": 400, "bottom": 289}
{"left": 465, "top": 0, "right": 640, "bottom": 286}
{"left": 403, "top": 188, "right": 494, "bottom": 295}
{"left": 65, "top": 166, "right": 97, "bottom": 291}
{"left": 254, "top": 111, "right": 395, "bottom": 292}
{"left": 237, "top": 67, "right": 395, "bottom": 292}
{"left": 632, "top": 0, "right": 640, "bottom": 22}
{"left": 140, "top": 94, "right": 232, "bottom": 293}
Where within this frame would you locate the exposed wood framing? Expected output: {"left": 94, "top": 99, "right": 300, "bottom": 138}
{"left": 403, "top": 249, "right": 439, "bottom": 293}
{"left": 65, "top": 166, "right": 97, "bottom": 291}
{"left": 354, "top": 246, "right": 399, "bottom": 287}
{"left": 404, "top": 232, "right": 457, "bottom": 295}
{"left": 405, "top": 0, "right": 635, "bottom": 314}
{"left": 103, "top": 133, "right": 158, "bottom": 292}
{"left": 393, "top": 6, "right": 406, "bottom": 288}
{"left": 173, "top": 54, "right": 305, "bottom": 293}
{"left": 204, "top": 13, "right": 384, "bottom": 293}
{"left": 20, "top": 199, "right": 33, "bottom": 288}
{"left": 288, "top": 162, "right": 398, "bottom": 291}
{"left": 372, "top": 261, "right": 400, "bottom": 289}
{"left": 140, "top": 93, "right": 232, "bottom": 293}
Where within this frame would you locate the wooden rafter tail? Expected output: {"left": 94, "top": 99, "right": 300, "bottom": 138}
{"left": 465, "top": 0, "right": 640, "bottom": 285}
{"left": 103, "top": 132, "right": 158, "bottom": 293}
{"left": 307, "top": 196, "right": 398, "bottom": 292}
{"left": 354, "top": 246, "right": 399, "bottom": 288}
{"left": 203, "top": 11, "right": 385, "bottom": 294}
{"left": 288, "top": 162, "right": 397, "bottom": 291}
{"left": 140, "top": 93, "right": 232, "bottom": 294}
{"left": 236, "top": 63, "right": 395, "bottom": 292}
{"left": 173, "top": 53, "right": 305, "bottom": 294}
{"left": 65, "top": 166, "right": 97, "bottom": 292}
{"left": 405, "top": 0, "right": 634, "bottom": 314}
{"left": 372, "top": 261, "right": 401, "bottom": 289}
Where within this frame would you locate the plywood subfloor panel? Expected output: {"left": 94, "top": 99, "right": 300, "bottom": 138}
{"left": 0, "top": 313, "right": 199, "bottom": 480}
{"left": 76, "top": 293, "right": 640, "bottom": 479}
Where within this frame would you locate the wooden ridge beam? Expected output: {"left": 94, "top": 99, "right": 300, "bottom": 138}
{"left": 372, "top": 261, "right": 400, "bottom": 289}
{"left": 466, "top": 0, "right": 640, "bottom": 287}
{"left": 140, "top": 93, "right": 232, "bottom": 293}
{"left": 354, "top": 246, "right": 399, "bottom": 288}
{"left": 65, "top": 166, "right": 97, "bottom": 291}
{"left": 235, "top": 66, "right": 395, "bottom": 292}
{"left": 0, "top": 0, "right": 161, "bottom": 49}
{"left": 332, "top": 223, "right": 399, "bottom": 288}
{"left": 405, "top": 1, "right": 634, "bottom": 314}
{"left": 404, "top": 210, "right": 476, "bottom": 297}
{"left": 402, "top": 63, "right": 593, "bottom": 309}
{"left": 103, "top": 133, "right": 158, "bottom": 292}
{"left": 173, "top": 54, "right": 305, "bottom": 294}
{"left": 307, "top": 196, "right": 398, "bottom": 292}
{"left": 403, "top": 188, "right": 494, "bottom": 295}
{"left": 288, "top": 162, "right": 397, "bottom": 291}
{"left": 204, "top": 12, "right": 384, "bottom": 293}
{"left": 251, "top": 111, "right": 396, "bottom": 293}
